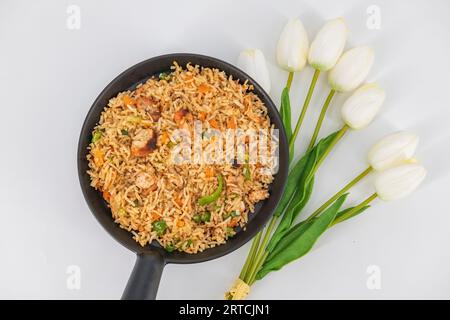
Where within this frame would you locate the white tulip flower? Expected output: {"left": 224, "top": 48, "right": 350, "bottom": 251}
{"left": 341, "top": 83, "right": 385, "bottom": 130}
{"left": 276, "top": 18, "right": 309, "bottom": 72}
{"left": 328, "top": 46, "right": 375, "bottom": 92}
{"left": 374, "top": 163, "right": 427, "bottom": 201}
{"left": 308, "top": 18, "right": 348, "bottom": 71}
{"left": 368, "top": 131, "right": 419, "bottom": 171}
{"left": 237, "top": 49, "right": 271, "bottom": 93}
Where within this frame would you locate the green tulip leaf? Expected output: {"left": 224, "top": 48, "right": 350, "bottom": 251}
{"left": 256, "top": 194, "right": 348, "bottom": 280}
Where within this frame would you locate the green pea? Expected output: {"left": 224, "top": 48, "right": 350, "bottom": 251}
{"left": 121, "top": 129, "right": 129, "bottom": 136}
{"left": 152, "top": 220, "right": 167, "bottom": 236}
{"left": 165, "top": 243, "right": 176, "bottom": 252}
{"left": 91, "top": 130, "right": 102, "bottom": 143}
{"left": 159, "top": 72, "right": 171, "bottom": 80}
{"left": 223, "top": 211, "right": 239, "bottom": 220}
{"left": 192, "top": 214, "right": 202, "bottom": 223}
{"left": 226, "top": 227, "right": 236, "bottom": 237}
{"left": 201, "top": 212, "right": 211, "bottom": 222}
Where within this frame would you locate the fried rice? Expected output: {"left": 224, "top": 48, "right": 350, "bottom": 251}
{"left": 87, "top": 62, "right": 275, "bottom": 253}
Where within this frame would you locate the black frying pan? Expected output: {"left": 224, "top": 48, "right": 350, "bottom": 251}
{"left": 77, "top": 53, "right": 288, "bottom": 299}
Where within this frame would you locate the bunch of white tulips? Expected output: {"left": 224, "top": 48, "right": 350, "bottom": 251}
{"left": 229, "top": 16, "right": 426, "bottom": 300}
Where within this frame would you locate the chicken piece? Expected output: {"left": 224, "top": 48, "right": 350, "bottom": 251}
{"left": 135, "top": 172, "right": 156, "bottom": 189}
{"left": 248, "top": 190, "right": 269, "bottom": 203}
{"left": 131, "top": 128, "right": 157, "bottom": 157}
{"left": 136, "top": 97, "right": 161, "bottom": 121}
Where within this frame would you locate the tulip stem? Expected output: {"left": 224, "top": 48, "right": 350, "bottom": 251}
{"left": 245, "top": 124, "right": 349, "bottom": 286}
{"left": 244, "top": 215, "right": 277, "bottom": 284}
{"left": 239, "top": 230, "right": 262, "bottom": 280}
{"left": 286, "top": 72, "right": 294, "bottom": 91}
{"left": 288, "top": 69, "right": 321, "bottom": 155}
{"left": 306, "top": 166, "right": 373, "bottom": 222}
{"left": 330, "top": 192, "right": 378, "bottom": 227}
{"left": 308, "top": 89, "right": 336, "bottom": 150}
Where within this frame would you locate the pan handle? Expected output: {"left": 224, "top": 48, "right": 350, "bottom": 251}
{"left": 122, "top": 252, "right": 165, "bottom": 300}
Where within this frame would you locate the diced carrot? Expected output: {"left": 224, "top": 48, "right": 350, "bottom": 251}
{"left": 198, "top": 83, "right": 211, "bottom": 93}
{"left": 177, "top": 220, "right": 185, "bottom": 227}
{"left": 102, "top": 191, "right": 111, "bottom": 202}
{"left": 209, "top": 119, "right": 219, "bottom": 129}
{"left": 174, "top": 109, "right": 189, "bottom": 125}
{"left": 122, "top": 94, "right": 136, "bottom": 106}
{"left": 175, "top": 195, "right": 183, "bottom": 206}
{"left": 149, "top": 184, "right": 158, "bottom": 192}
{"left": 198, "top": 112, "right": 207, "bottom": 121}
{"left": 160, "top": 132, "right": 170, "bottom": 144}
{"left": 227, "top": 117, "right": 237, "bottom": 129}
{"left": 151, "top": 213, "right": 160, "bottom": 221}
{"left": 228, "top": 217, "right": 239, "bottom": 227}
{"left": 93, "top": 148, "right": 104, "bottom": 167}
{"left": 205, "top": 167, "right": 215, "bottom": 178}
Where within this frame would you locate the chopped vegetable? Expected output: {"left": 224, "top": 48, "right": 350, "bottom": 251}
{"left": 126, "top": 115, "right": 142, "bottom": 123}
{"left": 198, "top": 174, "right": 224, "bottom": 206}
{"left": 183, "top": 239, "right": 193, "bottom": 248}
{"left": 223, "top": 210, "right": 239, "bottom": 219}
{"left": 159, "top": 72, "right": 171, "bottom": 80}
{"left": 201, "top": 212, "right": 211, "bottom": 222}
{"left": 175, "top": 195, "right": 184, "bottom": 206}
{"left": 227, "top": 116, "right": 237, "bottom": 129}
{"left": 209, "top": 119, "right": 219, "bottom": 129}
{"left": 174, "top": 109, "right": 189, "bottom": 125}
{"left": 177, "top": 220, "right": 185, "bottom": 227}
{"left": 243, "top": 153, "right": 251, "bottom": 180}
{"left": 165, "top": 243, "right": 175, "bottom": 252}
{"left": 198, "top": 83, "right": 211, "bottom": 93}
{"left": 205, "top": 167, "right": 215, "bottom": 178}
{"left": 118, "top": 208, "right": 127, "bottom": 217}
{"left": 160, "top": 132, "right": 170, "bottom": 144}
{"left": 121, "top": 129, "right": 129, "bottom": 136}
{"left": 102, "top": 190, "right": 111, "bottom": 202}
{"left": 133, "top": 199, "right": 139, "bottom": 207}
{"left": 91, "top": 130, "right": 102, "bottom": 143}
{"left": 244, "top": 165, "right": 251, "bottom": 180}
{"left": 226, "top": 227, "right": 236, "bottom": 237}
{"left": 122, "top": 94, "right": 136, "bottom": 106}
{"left": 167, "top": 141, "right": 176, "bottom": 148}
{"left": 198, "top": 112, "right": 207, "bottom": 121}
{"left": 228, "top": 217, "right": 239, "bottom": 227}
{"left": 152, "top": 219, "right": 167, "bottom": 236}
{"left": 192, "top": 214, "right": 202, "bottom": 223}
{"left": 92, "top": 148, "right": 104, "bottom": 167}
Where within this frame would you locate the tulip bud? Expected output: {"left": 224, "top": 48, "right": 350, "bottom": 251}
{"left": 328, "top": 46, "right": 375, "bottom": 92}
{"left": 374, "top": 163, "right": 426, "bottom": 201}
{"left": 368, "top": 131, "right": 419, "bottom": 171}
{"left": 276, "top": 18, "right": 309, "bottom": 72}
{"left": 341, "top": 83, "right": 385, "bottom": 130}
{"left": 308, "top": 18, "right": 348, "bottom": 71}
{"left": 237, "top": 49, "right": 271, "bottom": 93}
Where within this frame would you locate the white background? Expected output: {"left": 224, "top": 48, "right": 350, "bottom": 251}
{"left": 1, "top": 0, "right": 449, "bottom": 299}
